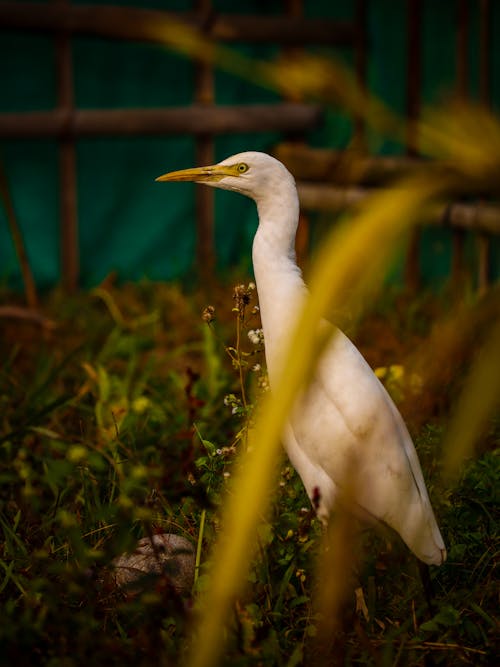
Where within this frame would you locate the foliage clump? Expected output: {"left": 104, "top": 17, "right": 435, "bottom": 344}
{"left": 0, "top": 281, "right": 498, "bottom": 666}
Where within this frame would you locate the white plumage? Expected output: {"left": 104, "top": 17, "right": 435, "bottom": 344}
{"left": 156, "top": 151, "right": 446, "bottom": 565}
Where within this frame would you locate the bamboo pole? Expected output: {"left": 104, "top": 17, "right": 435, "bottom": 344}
{"left": 0, "top": 104, "right": 323, "bottom": 138}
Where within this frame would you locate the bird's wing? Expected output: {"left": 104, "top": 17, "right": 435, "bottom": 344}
{"left": 290, "top": 321, "right": 432, "bottom": 520}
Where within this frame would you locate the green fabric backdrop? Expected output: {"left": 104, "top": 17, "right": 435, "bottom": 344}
{"left": 0, "top": 0, "right": 499, "bottom": 289}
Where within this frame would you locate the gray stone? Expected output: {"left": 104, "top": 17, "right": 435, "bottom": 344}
{"left": 111, "top": 533, "right": 195, "bottom": 595}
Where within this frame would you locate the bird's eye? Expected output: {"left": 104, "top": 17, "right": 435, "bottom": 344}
{"left": 237, "top": 163, "right": 249, "bottom": 173}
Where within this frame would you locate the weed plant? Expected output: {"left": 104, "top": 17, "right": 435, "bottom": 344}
{"left": 0, "top": 281, "right": 498, "bottom": 666}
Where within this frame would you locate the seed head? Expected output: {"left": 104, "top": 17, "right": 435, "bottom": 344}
{"left": 232, "top": 283, "right": 256, "bottom": 319}
{"left": 202, "top": 305, "right": 215, "bottom": 323}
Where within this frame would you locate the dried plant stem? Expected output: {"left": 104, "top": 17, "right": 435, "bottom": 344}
{"left": 235, "top": 313, "right": 248, "bottom": 410}
{"left": 0, "top": 306, "right": 55, "bottom": 329}
{"left": 195, "top": 509, "right": 206, "bottom": 584}
{"left": 0, "top": 161, "right": 38, "bottom": 308}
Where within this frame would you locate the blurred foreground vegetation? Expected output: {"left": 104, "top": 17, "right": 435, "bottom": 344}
{"left": 0, "top": 280, "right": 498, "bottom": 666}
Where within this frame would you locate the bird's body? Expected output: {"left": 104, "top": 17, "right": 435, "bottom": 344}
{"left": 157, "top": 151, "right": 446, "bottom": 566}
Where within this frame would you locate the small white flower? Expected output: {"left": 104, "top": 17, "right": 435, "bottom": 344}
{"left": 258, "top": 375, "right": 270, "bottom": 391}
{"left": 252, "top": 363, "right": 261, "bottom": 372}
{"left": 248, "top": 328, "right": 263, "bottom": 345}
{"left": 231, "top": 406, "right": 238, "bottom": 415}
{"left": 223, "top": 471, "right": 231, "bottom": 478}
{"left": 216, "top": 448, "right": 223, "bottom": 455}
{"left": 248, "top": 282, "right": 256, "bottom": 290}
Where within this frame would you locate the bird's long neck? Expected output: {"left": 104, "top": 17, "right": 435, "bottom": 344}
{"left": 252, "top": 181, "right": 307, "bottom": 385}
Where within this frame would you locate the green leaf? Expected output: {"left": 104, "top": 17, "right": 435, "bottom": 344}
{"left": 420, "top": 605, "right": 460, "bottom": 632}
{"left": 97, "top": 365, "right": 111, "bottom": 402}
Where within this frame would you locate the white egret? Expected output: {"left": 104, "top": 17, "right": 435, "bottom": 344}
{"left": 156, "top": 151, "right": 446, "bottom": 566}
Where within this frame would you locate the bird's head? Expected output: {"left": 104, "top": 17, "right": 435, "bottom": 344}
{"left": 156, "top": 151, "right": 296, "bottom": 204}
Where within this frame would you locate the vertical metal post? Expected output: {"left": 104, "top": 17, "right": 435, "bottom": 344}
{"left": 451, "top": 0, "right": 469, "bottom": 289}
{"left": 55, "top": 0, "right": 79, "bottom": 292}
{"left": 195, "top": 0, "right": 215, "bottom": 280}
{"left": 477, "top": 0, "right": 491, "bottom": 293}
{"left": 404, "top": 0, "right": 422, "bottom": 291}
{"left": 354, "top": 0, "right": 367, "bottom": 151}
{"left": 284, "top": 0, "right": 310, "bottom": 268}
{"left": 456, "top": 0, "right": 469, "bottom": 99}
{"left": 478, "top": 0, "right": 491, "bottom": 106}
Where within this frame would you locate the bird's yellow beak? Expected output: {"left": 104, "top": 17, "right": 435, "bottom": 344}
{"left": 155, "top": 163, "right": 240, "bottom": 183}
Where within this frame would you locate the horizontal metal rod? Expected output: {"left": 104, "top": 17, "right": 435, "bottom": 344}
{"left": 0, "top": 2, "right": 357, "bottom": 46}
{"left": 0, "top": 104, "right": 323, "bottom": 138}
{"left": 297, "top": 182, "right": 500, "bottom": 235}
{"left": 275, "top": 143, "right": 421, "bottom": 185}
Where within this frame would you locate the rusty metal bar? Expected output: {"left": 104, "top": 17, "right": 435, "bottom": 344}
{"left": 0, "top": 104, "right": 323, "bottom": 138}
{"left": 451, "top": 0, "right": 470, "bottom": 288}
{"left": 404, "top": 0, "right": 422, "bottom": 292}
{"left": 479, "top": 0, "right": 491, "bottom": 106}
{"left": 283, "top": 0, "right": 304, "bottom": 106}
{"left": 456, "top": 0, "right": 469, "bottom": 98}
{"left": 0, "top": 2, "right": 357, "bottom": 46}
{"left": 194, "top": 0, "right": 215, "bottom": 278}
{"left": 275, "top": 144, "right": 422, "bottom": 185}
{"left": 477, "top": 234, "right": 490, "bottom": 293}
{"left": 406, "top": 0, "right": 421, "bottom": 155}
{"left": 477, "top": 0, "right": 491, "bottom": 293}
{"left": 296, "top": 183, "right": 500, "bottom": 235}
{"left": 55, "top": 0, "right": 79, "bottom": 292}
{"left": 451, "top": 225, "right": 466, "bottom": 288}
{"left": 353, "top": 0, "right": 368, "bottom": 150}
{"left": 283, "top": 0, "right": 310, "bottom": 269}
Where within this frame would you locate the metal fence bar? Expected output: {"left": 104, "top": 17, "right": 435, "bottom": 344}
{"left": 354, "top": 0, "right": 368, "bottom": 150}
{"left": 451, "top": 0, "right": 470, "bottom": 288}
{"left": 55, "top": 0, "right": 79, "bottom": 292}
{"left": 477, "top": 0, "right": 492, "bottom": 293}
{"left": 0, "top": 3, "right": 358, "bottom": 46}
{"left": 194, "top": 0, "right": 215, "bottom": 278}
{"left": 0, "top": 105, "right": 323, "bottom": 138}
{"left": 404, "top": 0, "right": 422, "bottom": 291}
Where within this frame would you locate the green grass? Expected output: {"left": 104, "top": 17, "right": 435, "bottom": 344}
{"left": 0, "top": 281, "right": 498, "bottom": 666}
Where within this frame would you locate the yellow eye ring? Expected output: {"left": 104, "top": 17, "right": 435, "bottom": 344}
{"left": 237, "top": 163, "right": 249, "bottom": 173}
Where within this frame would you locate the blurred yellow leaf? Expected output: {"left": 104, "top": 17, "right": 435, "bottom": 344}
{"left": 443, "top": 320, "right": 500, "bottom": 479}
